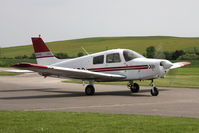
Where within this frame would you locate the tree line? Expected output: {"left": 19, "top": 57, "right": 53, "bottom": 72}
{"left": 1, "top": 47, "right": 199, "bottom": 60}
{"left": 145, "top": 46, "right": 199, "bottom": 60}
{"left": 13, "top": 52, "right": 84, "bottom": 59}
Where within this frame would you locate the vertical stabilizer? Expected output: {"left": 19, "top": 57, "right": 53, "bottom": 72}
{"left": 31, "top": 37, "right": 60, "bottom": 65}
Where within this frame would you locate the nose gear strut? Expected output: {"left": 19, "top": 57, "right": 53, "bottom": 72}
{"left": 151, "top": 79, "right": 159, "bottom": 96}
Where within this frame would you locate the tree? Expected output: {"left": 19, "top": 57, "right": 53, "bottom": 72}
{"left": 77, "top": 52, "right": 84, "bottom": 57}
{"left": 29, "top": 53, "right": 36, "bottom": 59}
{"left": 163, "top": 51, "right": 172, "bottom": 60}
{"left": 146, "top": 46, "right": 156, "bottom": 58}
{"left": 54, "top": 53, "right": 69, "bottom": 59}
{"left": 194, "top": 47, "right": 199, "bottom": 56}
{"left": 154, "top": 51, "right": 165, "bottom": 59}
{"left": 171, "top": 50, "right": 185, "bottom": 60}
{"left": 0, "top": 47, "right": 1, "bottom": 58}
{"left": 178, "top": 53, "right": 199, "bottom": 60}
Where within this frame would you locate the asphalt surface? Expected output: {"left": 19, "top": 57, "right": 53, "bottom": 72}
{"left": 0, "top": 72, "right": 199, "bottom": 118}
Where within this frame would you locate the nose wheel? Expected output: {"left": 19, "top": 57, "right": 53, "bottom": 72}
{"left": 151, "top": 80, "right": 159, "bottom": 96}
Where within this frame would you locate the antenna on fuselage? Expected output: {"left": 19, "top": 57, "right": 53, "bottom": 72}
{"left": 81, "top": 47, "right": 89, "bottom": 55}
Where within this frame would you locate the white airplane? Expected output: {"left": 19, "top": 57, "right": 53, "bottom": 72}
{"left": 13, "top": 36, "right": 190, "bottom": 96}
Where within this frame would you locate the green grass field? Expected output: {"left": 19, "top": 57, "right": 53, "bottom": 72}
{"left": 0, "top": 71, "right": 22, "bottom": 76}
{"left": 0, "top": 111, "right": 198, "bottom": 133}
{"left": 1, "top": 36, "right": 199, "bottom": 58}
{"left": 0, "top": 59, "right": 36, "bottom": 67}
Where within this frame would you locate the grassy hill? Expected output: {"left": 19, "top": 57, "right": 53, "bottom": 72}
{"left": 1, "top": 36, "right": 199, "bottom": 58}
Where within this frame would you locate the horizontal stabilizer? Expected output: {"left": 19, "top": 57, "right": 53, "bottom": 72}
{"left": 1, "top": 69, "right": 33, "bottom": 73}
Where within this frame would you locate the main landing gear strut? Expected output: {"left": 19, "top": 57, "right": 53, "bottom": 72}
{"left": 127, "top": 81, "right": 140, "bottom": 93}
{"left": 128, "top": 80, "right": 159, "bottom": 96}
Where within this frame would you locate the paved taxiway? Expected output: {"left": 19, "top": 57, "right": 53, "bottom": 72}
{"left": 0, "top": 72, "right": 199, "bottom": 118}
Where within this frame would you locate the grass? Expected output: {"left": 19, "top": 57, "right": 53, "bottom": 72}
{"left": 0, "top": 71, "right": 22, "bottom": 76}
{"left": 0, "top": 111, "right": 199, "bottom": 133}
{"left": 1, "top": 36, "right": 199, "bottom": 58}
{"left": 64, "top": 67, "right": 199, "bottom": 88}
{"left": 0, "top": 59, "right": 36, "bottom": 67}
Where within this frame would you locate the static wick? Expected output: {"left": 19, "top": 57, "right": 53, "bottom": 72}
{"left": 39, "top": 34, "right": 41, "bottom": 38}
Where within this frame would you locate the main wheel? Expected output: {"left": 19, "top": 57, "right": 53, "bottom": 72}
{"left": 151, "top": 87, "right": 159, "bottom": 96}
{"left": 85, "top": 85, "right": 95, "bottom": 95}
{"left": 130, "top": 83, "right": 140, "bottom": 93}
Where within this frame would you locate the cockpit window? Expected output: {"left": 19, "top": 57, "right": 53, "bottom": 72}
{"left": 106, "top": 53, "right": 121, "bottom": 63}
{"left": 123, "top": 50, "right": 144, "bottom": 61}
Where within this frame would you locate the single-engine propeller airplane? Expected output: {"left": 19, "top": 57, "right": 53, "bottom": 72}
{"left": 13, "top": 36, "right": 190, "bottom": 96}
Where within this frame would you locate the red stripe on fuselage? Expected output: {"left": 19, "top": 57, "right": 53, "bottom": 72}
{"left": 88, "top": 65, "right": 149, "bottom": 72}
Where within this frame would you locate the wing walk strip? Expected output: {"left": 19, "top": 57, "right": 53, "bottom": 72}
{"left": 88, "top": 65, "right": 150, "bottom": 72}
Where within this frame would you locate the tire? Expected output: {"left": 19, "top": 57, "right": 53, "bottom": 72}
{"left": 130, "top": 83, "right": 140, "bottom": 93}
{"left": 85, "top": 85, "right": 95, "bottom": 95}
{"left": 151, "top": 87, "right": 159, "bottom": 96}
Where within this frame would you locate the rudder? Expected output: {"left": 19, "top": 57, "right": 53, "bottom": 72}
{"left": 31, "top": 37, "right": 60, "bottom": 65}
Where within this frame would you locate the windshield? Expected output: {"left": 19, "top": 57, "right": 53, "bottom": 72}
{"left": 123, "top": 50, "right": 144, "bottom": 61}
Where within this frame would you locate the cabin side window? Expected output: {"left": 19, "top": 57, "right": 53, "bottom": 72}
{"left": 93, "top": 55, "right": 104, "bottom": 64}
{"left": 106, "top": 53, "right": 121, "bottom": 63}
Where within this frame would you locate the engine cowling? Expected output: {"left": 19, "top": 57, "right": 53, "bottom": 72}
{"left": 160, "top": 61, "right": 173, "bottom": 69}
{"left": 158, "top": 60, "right": 173, "bottom": 78}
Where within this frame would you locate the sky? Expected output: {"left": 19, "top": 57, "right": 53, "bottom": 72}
{"left": 0, "top": 0, "right": 199, "bottom": 47}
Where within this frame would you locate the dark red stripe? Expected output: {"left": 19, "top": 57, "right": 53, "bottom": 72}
{"left": 88, "top": 65, "right": 149, "bottom": 72}
{"left": 88, "top": 65, "right": 148, "bottom": 71}
{"left": 92, "top": 67, "right": 148, "bottom": 72}
{"left": 36, "top": 55, "right": 54, "bottom": 58}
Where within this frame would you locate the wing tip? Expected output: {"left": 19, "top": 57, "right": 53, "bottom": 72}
{"left": 181, "top": 62, "right": 191, "bottom": 66}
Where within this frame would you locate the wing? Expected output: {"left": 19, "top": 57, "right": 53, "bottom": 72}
{"left": 170, "top": 62, "right": 191, "bottom": 69}
{"left": 13, "top": 63, "right": 126, "bottom": 81}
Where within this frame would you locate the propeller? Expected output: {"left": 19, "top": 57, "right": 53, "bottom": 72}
{"left": 154, "top": 44, "right": 179, "bottom": 87}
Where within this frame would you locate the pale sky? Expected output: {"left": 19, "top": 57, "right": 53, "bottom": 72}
{"left": 0, "top": 0, "right": 199, "bottom": 47}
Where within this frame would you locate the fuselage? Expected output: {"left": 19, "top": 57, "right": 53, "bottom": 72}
{"left": 51, "top": 49, "right": 171, "bottom": 81}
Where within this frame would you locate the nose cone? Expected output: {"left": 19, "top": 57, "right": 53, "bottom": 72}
{"left": 160, "top": 60, "right": 173, "bottom": 69}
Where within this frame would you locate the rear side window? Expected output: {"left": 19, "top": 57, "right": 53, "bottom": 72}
{"left": 106, "top": 53, "right": 121, "bottom": 63}
{"left": 93, "top": 55, "right": 104, "bottom": 64}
